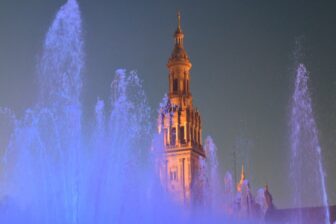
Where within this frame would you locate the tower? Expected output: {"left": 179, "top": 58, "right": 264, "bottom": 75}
{"left": 158, "top": 12, "right": 205, "bottom": 203}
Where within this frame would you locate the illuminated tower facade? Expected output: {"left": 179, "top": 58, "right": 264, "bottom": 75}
{"left": 158, "top": 12, "right": 205, "bottom": 203}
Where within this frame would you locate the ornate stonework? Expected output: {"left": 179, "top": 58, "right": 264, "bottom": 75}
{"left": 158, "top": 12, "right": 205, "bottom": 204}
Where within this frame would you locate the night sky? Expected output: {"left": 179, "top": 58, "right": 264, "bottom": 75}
{"left": 1, "top": 0, "right": 336, "bottom": 208}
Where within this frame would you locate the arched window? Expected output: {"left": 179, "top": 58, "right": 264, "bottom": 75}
{"left": 173, "top": 79, "right": 178, "bottom": 93}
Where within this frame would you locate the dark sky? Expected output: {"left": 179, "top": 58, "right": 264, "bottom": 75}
{"left": 1, "top": 0, "right": 336, "bottom": 208}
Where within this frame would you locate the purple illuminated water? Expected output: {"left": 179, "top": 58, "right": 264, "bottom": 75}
{"left": 0, "top": 1, "right": 205, "bottom": 223}
{"left": 290, "top": 64, "right": 330, "bottom": 223}
{"left": 0, "top": 0, "right": 314, "bottom": 223}
{"left": 204, "top": 136, "right": 223, "bottom": 211}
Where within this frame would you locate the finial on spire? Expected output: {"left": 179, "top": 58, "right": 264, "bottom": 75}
{"left": 177, "top": 11, "right": 181, "bottom": 30}
{"left": 174, "top": 11, "right": 184, "bottom": 46}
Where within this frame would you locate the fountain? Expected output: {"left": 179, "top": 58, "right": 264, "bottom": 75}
{"left": 290, "top": 63, "right": 330, "bottom": 223}
{"left": 0, "top": 1, "right": 189, "bottom": 223}
{"left": 1, "top": 0, "right": 329, "bottom": 223}
{"left": 203, "top": 136, "right": 223, "bottom": 212}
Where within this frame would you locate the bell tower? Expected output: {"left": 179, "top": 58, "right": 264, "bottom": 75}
{"left": 158, "top": 12, "right": 205, "bottom": 203}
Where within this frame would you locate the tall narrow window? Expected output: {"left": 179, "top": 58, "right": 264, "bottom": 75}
{"left": 193, "top": 129, "right": 196, "bottom": 143}
{"left": 180, "top": 126, "right": 185, "bottom": 144}
{"left": 173, "top": 79, "right": 178, "bottom": 93}
{"left": 186, "top": 125, "right": 190, "bottom": 142}
{"left": 186, "top": 80, "right": 189, "bottom": 93}
{"left": 171, "top": 128, "right": 176, "bottom": 146}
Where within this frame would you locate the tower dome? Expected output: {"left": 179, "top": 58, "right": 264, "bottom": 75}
{"left": 167, "top": 11, "right": 191, "bottom": 68}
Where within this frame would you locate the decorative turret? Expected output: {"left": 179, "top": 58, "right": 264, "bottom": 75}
{"left": 237, "top": 163, "right": 246, "bottom": 192}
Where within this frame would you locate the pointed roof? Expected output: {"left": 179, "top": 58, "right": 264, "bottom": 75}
{"left": 176, "top": 11, "right": 182, "bottom": 34}
{"left": 240, "top": 163, "right": 245, "bottom": 181}
{"left": 237, "top": 162, "right": 246, "bottom": 192}
{"left": 168, "top": 11, "right": 191, "bottom": 68}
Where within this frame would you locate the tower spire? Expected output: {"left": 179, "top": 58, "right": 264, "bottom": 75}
{"left": 169, "top": 11, "right": 190, "bottom": 68}
{"left": 237, "top": 162, "right": 246, "bottom": 192}
{"left": 241, "top": 162, "right": 245, "bottom": 181}
{"left": 177, "top": 11, "right": 181, "bottom": 31}
{"left": 174, "top": 11, "right": 184, "bottom": 46}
